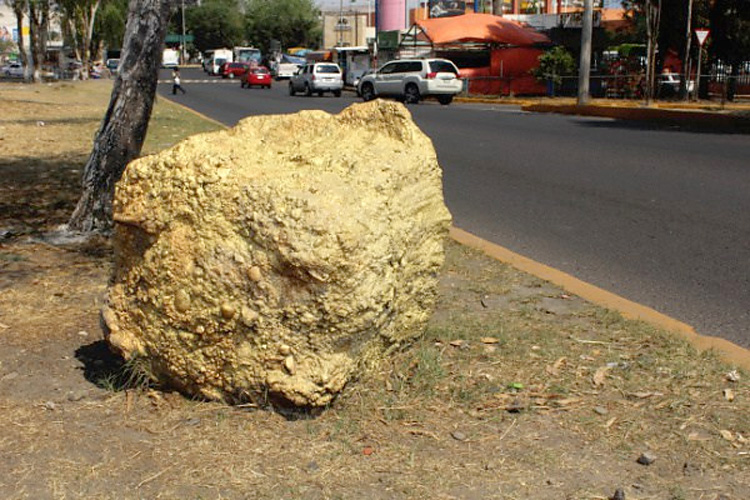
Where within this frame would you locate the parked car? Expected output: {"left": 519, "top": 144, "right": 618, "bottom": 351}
{"left": 241, "top": 66, "right": 272, "bottom": 89}
{"left": 105, "top": 58, "right": 120, "bottom": 74}
{"left": 220, "top": 61, "right": 249, "bottom": 79}
{"left": 288, "top": 63, "right": 343, "bottom": 97}
{"left": 658, "top": 72, "right": 694, "bottom": 98}
{"left": 357, "top": 58, "right": 462, "bottom": 105}
{"left": 2, "top": 62, "right": 24, "bottom": 78}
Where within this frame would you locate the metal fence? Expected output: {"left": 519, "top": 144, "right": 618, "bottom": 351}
{"left": 461, "top": 72, "right": 750, "bottom": 100}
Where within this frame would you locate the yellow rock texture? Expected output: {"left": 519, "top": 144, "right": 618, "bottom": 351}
{"left": 103, "top": 100, "right": 451, "bottom": 407}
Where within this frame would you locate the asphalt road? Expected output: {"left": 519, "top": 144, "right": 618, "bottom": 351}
{"left": 159, "top": 68, "right": 750, "bottom": 348}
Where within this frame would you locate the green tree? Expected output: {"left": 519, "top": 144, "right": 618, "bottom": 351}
{"left": 533, "top": 46, "right": 575, "bottom": 96}
{"left": 244, "top": 0, "right": 321, "bottom": 54}
{"left": 58, "top": 0, "right": 102, "bottom": 78}
{"left": 185, "top": 0, "right": 244, "bottom": 53}
{"left": 94, "top": 0, "right": 129, "bottom": 51}
{"left": 709, "top": 0, "right": 750, "bottom": 100}
{"left": 619, "top": 0, "right": 710, "bottom": 71}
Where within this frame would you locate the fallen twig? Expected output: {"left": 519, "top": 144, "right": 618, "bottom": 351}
{"left": 136, "top": 465, "right": 173, "bottom": 488}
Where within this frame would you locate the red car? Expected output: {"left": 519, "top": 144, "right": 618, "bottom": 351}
{"left": 241, "top": 66, "right": 272, "bottom": 89}
{"left": 219, "top": 62, "right": 249, "bottom": 79}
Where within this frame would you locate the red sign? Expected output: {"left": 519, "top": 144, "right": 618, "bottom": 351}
{"left": 695, "top": 29, "right": 710, "bottom": 46}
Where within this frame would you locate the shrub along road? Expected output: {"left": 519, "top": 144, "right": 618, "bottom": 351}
{"left": 159, "top": 68, "right": 750, "bottom": 350}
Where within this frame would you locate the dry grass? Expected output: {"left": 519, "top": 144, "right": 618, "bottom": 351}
{"left": 0, "top": 81, "right": 748, "bottom": 500}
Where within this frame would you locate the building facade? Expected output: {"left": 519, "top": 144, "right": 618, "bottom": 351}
{"left": 322, "top": 11, "right": 376, "bottom": 49}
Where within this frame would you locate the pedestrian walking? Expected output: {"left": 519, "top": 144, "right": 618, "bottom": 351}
{"left": 172, "top": 67, "right": 186, "bottom": 95}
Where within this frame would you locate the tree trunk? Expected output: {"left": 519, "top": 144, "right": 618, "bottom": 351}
{"left": 28, "top": 0, "right": 49, "bottom": 84}
{"left": 68, "top": 0, "right": 172, "bottom": 234}
{"left": 645, "top": 0, "right": 661, "bottom": 105}
{"left": 12, "top": 0, "right": 29, "bottom": 81}
{"left": 81, "top": 0, "right": 102, "bottom": 80}
{"left": 65, "top": 17, "right": 83, "bottom": 78}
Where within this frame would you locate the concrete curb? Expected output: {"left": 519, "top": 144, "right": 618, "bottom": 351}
{"left": 451, "top": 227, "right": 750, "bottom": 371}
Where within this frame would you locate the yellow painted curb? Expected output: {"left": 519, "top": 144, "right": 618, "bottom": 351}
{"left": 450, "top": 226, "right": 750, "bottom": 371}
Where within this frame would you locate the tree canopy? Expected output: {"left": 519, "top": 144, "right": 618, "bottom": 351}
{"left": 185, "top": 0, "right": 244, "bottom": 53}
{"left": 709, "top": 0, "right": 750, "bottom": 66}
{"left": 94, "top": 0, "right": 129, "bottom": 50}
{"left": 243, "top": 0, "right": 321, "bottom": 54}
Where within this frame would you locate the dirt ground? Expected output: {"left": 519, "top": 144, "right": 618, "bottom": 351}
{"left": 1, "top": 81, "right": 748, "bottom": 500}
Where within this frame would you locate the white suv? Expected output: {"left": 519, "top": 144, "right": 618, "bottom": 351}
{"left": 289, "top": 62, "right": 344, "bottom": 97}
{"left": 358, "top": 58, "right": 463, "bottom": 105}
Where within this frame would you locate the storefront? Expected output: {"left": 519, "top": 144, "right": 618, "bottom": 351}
{"left": 402, "top": 12, "right": 551, "bottom": 95}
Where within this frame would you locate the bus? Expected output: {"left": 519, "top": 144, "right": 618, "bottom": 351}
{"left": 234, "top": 47, "right": 262, "bottom": 65}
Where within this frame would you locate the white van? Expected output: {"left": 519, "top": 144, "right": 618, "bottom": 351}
{"left": 162, "top": 48, "right": 179, "bottom": 68}
{"left": 208, "top": 48, "right": 233, "bottom": 75}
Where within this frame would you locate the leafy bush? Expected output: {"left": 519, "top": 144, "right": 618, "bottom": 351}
{"left": 533, "top": 46, "right": 576, "bottom": 95}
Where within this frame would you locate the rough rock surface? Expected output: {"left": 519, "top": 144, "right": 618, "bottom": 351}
{"left": 103, "top": 100, "right": 451, "bottom": 407}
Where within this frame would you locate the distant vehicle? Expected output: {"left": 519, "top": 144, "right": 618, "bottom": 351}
{"left": 658, "top": 72, "right": 694, "bottom": 98}
{"left": 220, "top": 61, "right": 249, "bottom": 79}
{"left": 162, "top": 48, "right": 179, "bottom": 68}
{"left": 234, "top": 46, "right": 262, "bottom": 65}
{"left": 207, "top": 48, "right": 233, "bottom": 75}
{"left": 358, "top": 58, "right": 462, "bottom": 105}
{"left": 202, "top": 50, "right": 215, "bottom": 72}
{"left": 289, "top": 62, "right": 343, "bottom": 97}
{"left": 2, "top": 62, "right": 24, "bottom": 78}
{"left": 241, "top": 66, "right": 272, "bottom": 89}
{"left": 334, "top": 46, "right": 370, "bottom": 86}
{"left": 105, "top": 58, "right": 120, "bottom": 74}
{"left": 273, "top": 54, "right": 304, "bottom": 80}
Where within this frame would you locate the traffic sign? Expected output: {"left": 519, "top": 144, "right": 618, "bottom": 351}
{"left": 695, "top": 29, "right": 710, "bottom": 46}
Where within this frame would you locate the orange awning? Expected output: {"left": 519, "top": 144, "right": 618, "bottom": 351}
{"left": 417, "top": 13, "right": 550, "bottom": 46}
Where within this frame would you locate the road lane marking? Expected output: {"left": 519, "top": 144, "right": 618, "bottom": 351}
{"left": 450, "top": 226, "right": 750, "bottom": 370}
{"left": 158, "top": 79, "right": 241, "bottom": 84}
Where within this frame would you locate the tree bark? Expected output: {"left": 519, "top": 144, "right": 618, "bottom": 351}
{"left": 645, "top": 0, "right": 662, "bottom": 105}
{"left": 82, "top": 0, "right": 102, "bottom": 80}
{"left": 11, "top": 0, "right": 29, "bottom": 81}
{"left": 68, "top": 0, "right": 172, "bottom": 234}
{"left": 28, "top": 0, "right": 49, "bottom": 83}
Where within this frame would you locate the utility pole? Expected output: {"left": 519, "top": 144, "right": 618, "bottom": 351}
{"left": 577, "top": 0, "right": 593, "bottom": 105}
{"left": 181, "top": 0, "right": 186, "bottom": 65}
{"left": 339, "top": 0, "right": 344, "bottom": 46}
{"left": 680, "top": 0, "right": 694, "bottom": 100}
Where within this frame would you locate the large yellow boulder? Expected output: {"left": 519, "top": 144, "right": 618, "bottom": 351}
{"left": 102, "top": 100, "right": 451, "bottom": 407}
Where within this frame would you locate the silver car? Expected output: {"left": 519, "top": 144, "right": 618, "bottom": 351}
{"left": 2, "top": 62, "right": 24, "bottom": 78}
{"left": 358, "top": 58, "right": 463, "bottom": 105}
{"left": 289, "top": 63, "right": 343, "bottom": 97}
